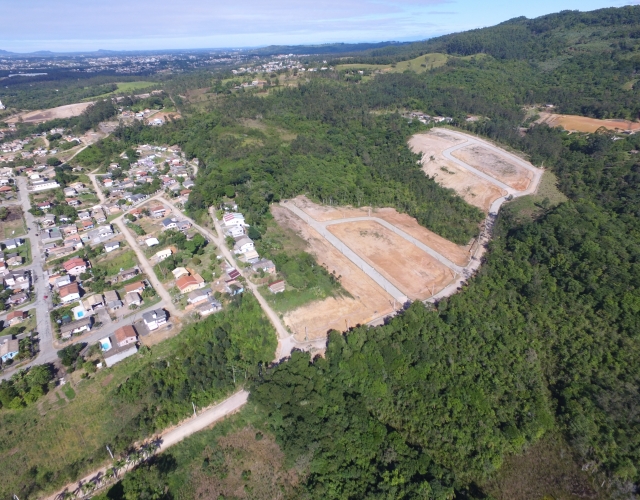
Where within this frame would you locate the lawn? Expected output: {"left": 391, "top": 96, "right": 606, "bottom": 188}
{"left": 13, "top": 238, "right": 32, "bottom": 267}
{"left": 93, "top": 249, "right": 137, "bottom": 277}
{"left": 0, "top": 308, "right": 36, "bottom": 336}
{"left": 1, "top": 208, "right": 27, "bottom": 239}
{"left": 82, "top": 81, "right": 158, "bottom": 101}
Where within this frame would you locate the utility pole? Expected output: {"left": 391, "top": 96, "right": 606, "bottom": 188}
{"left": 305, "top": 327, "right": 307, "bottom": 342}
{"left": 106, "top": 445, "right": 114, "bottom": 460}
{"left": 192, "top": 402, "right": 196, "bottom": 417}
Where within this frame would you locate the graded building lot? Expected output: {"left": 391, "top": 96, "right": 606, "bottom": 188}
{"left": 6, "top": 102, "right": 94, "bottom": 124}
{"left": 272, "top": 206, "right": 394, "bottom": 341}
{"left": 409, "top": 132, "right": 507, "bottom": 212}
{"left": 452, "top": 145, "right": 534, "bottom": 191}
{"left": 537, "top": 112, "right": 640, "bottom": 133}
{"left": 292, "top": 195, "right": 471, "bottom": 266}
{"left": 327, "top": 220, "right": 454, "bottom": 301}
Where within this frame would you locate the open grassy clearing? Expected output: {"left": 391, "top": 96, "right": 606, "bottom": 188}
{"left": 0, "top": 344, "right": 169, "bottom": 499}
{"left": 504, "top": 171, "right": 568, "bottom": 222}
{"left": 83, "top": 81, "right": 157, "bottom": 101}
{"left": 482, "top": 433, "right": 605, "bottom": 500}
{"left": 336, "top": 53, "right": 451, "bottom": 73}
{"left": 1, "top": 207, "right": 27, "bottom": 239}
{"left": 93, "top": 248, "right": 137, "bottom": 277}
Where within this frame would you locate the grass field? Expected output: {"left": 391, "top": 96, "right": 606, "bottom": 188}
{"left": 1, "top": 209, "right": 27, "bottom": 239}
{"left": 84, "top": 81, "right": 157, "bottom": 100}
{"left": 504, "top": 171, "right": 568, "bottom": 222}
{"left": 336, "top": 53, "right": 450, "bottom": 73}
{"left": 93, "top": 249, "right": 137, "bottom": 277}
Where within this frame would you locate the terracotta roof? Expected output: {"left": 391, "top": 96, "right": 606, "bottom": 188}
{"left": 176, "top": 275, "right": 198, "bottom": 291}
{"left": 59, "top": 282, "right": 79, "bottom": 298}
{"left": 6, "top": 310, "right": 26, "bottom": 321}
{"left": 114, "top": 325, "right": 137, "bottom": 344}
{"left": 62, "top": 257, "right": 85, "bottom": 272}
{"left": 124, "top": 281, "right": 145, "bottom": 293}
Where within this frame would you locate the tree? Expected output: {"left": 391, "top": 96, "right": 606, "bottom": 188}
{"left": 47, "top": 157, "right": 62, "bottom": 167}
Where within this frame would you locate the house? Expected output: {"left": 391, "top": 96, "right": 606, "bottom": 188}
{"left": 81, "top": 220, "right": 94, "bottom": 231}
{"left": 61, "top": 224, "right": 78, "bottom": 236}
{"left": 104, "top": 290, "right": 122, "bottom": 310}
{"left": 183, "top": 179, "right": 195, "bottom": 189}
{"left": 226, "top": 283, "right": 244, "bottom": 296}
{"left": 83, "top": 293, "right": 104, "bottom": 310}
{"left": 3, "top": 238, "right": 23, "bottom": 250}
{"left": 161, "top": 217, "right": 178, "bottom": 230}
{"left": 222, "top": 212, "right": 247, "bottom": 228}
{"left": 176, "top": 274, "right": 205, "bottom": 294}
{"left": 153, "top": 248, "right": 172, "bottom": 261}
{"left": 62, "top": 257, "right": 87, "bottom": 276}
{"left": 177, "top": 220, "right": 192, "bottom": 232}
{"left": 6, "top": 292, "right": 28, "bottom": 305}
{"left": 243, "top": 249, "right": 260, "bottom": 262}
{"left": 63, "top": 187, "right": 77, "bottom": 197}
{"left": 226, "top": 268, "right": 241, "bottom": 281}
{"left": 5, "top": 254, "right": 23, "bottom": 266}
{"left": 37, "top": 201, "right": 51, "bottom": 211}
{"left": 31, "top": 180, "right": 60, "bottom": 192}
{"left": 6, "top": 310, "right": 26, "bottom": 326}
{"left": 196, "top": 300, "right": 222, "bottom": 316}
{"left": 0, "top": 339, "right": 19, "bottom": 362}
{"left": 171, "top": 267, "right": 189, "bottom": 280}
{"left": 59, "top": 282, "right": 81, "bottom": 303}
{"left": 104, "top": 241, "right": 120, "bottom": 253}
{"left": 225, "top": 226, "right": 245, "bottom": 238}
{"left": 114, "top": 325, "right": 137, "bottom": 347}
{"left": 42, "top": 213, "right": 56, "bottom": 227}
{"left": 55, "top": 275, "right": 71, "bottom": 288}
{"left": 41, "top": 229, "right": 63, "bottom": 244}
{"left": 145, "top": 237, "right": 159, "bottom": 247}
{"left": 251, "top": 259, "right": 276, "bottom": 274}
{"left": 142, "top": 308, "right": 167, "bottom": 331}
{"left": 150, "top": 205, "right": 166, "bottom": 218}
{"left": 0, "top": 186, "right": 12, "bottom": 193}
{"left": 124, "top": 281, "right": 146, "bottom": 294}
{"left": 78, "top": 211, "right": 91, "bottom": 220}
{"left": 91, "top": 208, "right": 106, "bottom": 223}
{"left": 59, "top": 317, "right": 92, "bottom": 339}
{"left": 66, "top": 198, "right": 81, "bottom": 206}
{"left": 268, "top": 280, "right": 285, "bottom": 294}
{"left": 187, "top": 288, "right": 211, "bottom": 305}
{"left": 119, "top": 268, "right": 138, "bottom": 281}
{"left": 102, "top": 336, "right": 138, "bottom": 367}
{"left": 125, "top": 291, "right": 142, "bottom": 307}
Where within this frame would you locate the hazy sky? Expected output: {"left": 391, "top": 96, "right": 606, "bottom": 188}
{"left": 2, "top": 0, "right": 639, "bottom": 52}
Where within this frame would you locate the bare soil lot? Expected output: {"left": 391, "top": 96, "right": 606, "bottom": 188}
{"left": 409, "top": 132, "right": 507, "bottom": 212}
{"left": 6, "top": 102, "right": 94, "bottom": 124}
{"left": 538, "top": 112, "right": 640, "bottom": 133}
{"left": 272, "top": 206, "right": 394, "bottom": 341}
{"left": 452, "top": 145, "right": 534, "bottom": 191}
{"left": 328, "top": 220, "right": 454, "bottom": 300}
{"left": 292, "top": 195, "right": 471, "bottom": 266}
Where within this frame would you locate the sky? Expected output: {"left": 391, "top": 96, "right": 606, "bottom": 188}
{"left": 1, "top": 0, "right": 640, "bottom": 53}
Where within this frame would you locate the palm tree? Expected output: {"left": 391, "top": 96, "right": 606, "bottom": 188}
{"left": 113, "top": 459, "right": 126, "bottom": 477}
{"left": 104, "top": 467, "right": 115, "bottom": 483}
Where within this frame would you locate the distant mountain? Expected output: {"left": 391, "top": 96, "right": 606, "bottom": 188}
{"left": 247, "top": 41, "right": 407, "bottom": 56}
{"left": 343, "top": 5, "right": 640, "bottom": 63}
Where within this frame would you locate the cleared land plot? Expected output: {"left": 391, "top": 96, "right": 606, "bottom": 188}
{"left": 6, "top": 102, "right": 94, "bottom": 124}
{"left": 452, "top": 145, "right": 534, "bottom": 191}
{"left": 537, "top": 112, "right": 640, "bottom": 133}
{"left": 409, "top": 132, "right": 507, "bottom": 212}
{"left": 272, "top": 206, "right": 394, "bottom": 341}
{"left": 85, "top": 81, "right": 156, "bottom": 100}
{"left": 328, "top": 220, "right": 453, "bottom": 301}
{"left": 1, "top": 207, "right": 26, "bottom": 238}
{"left": 336, "top": 53, "right": 450, "bottom": 74}
{"left": 292, "top": 195, "right": 471, "bottom": 266}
